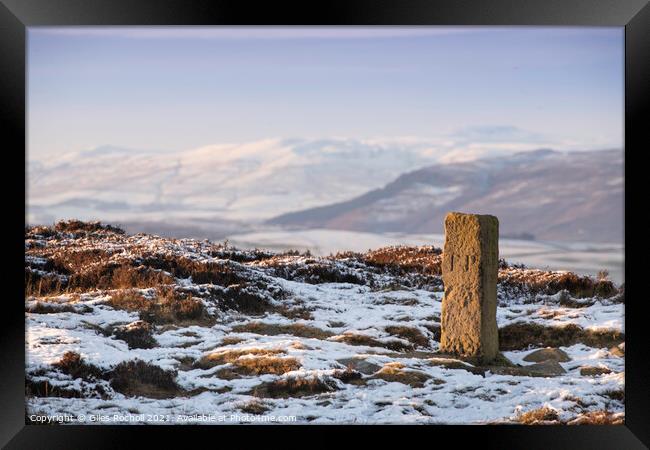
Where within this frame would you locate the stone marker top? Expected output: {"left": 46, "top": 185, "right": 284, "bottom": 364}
{"left": 443, "top": 212, "right": 498, "bottom": 249}
{"left": 440, "top": 212, "right": 499, "bottom": 363}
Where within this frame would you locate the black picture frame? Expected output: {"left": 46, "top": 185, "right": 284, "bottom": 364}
{"left": 2, "top": 0, "right": 648, "bottom": 448}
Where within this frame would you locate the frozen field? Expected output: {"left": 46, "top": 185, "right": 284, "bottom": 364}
{"left": 25, "top": 222, "right": 625, "bottom": 425}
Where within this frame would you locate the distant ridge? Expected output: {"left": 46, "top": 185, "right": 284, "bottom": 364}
{"left": 268, "top": 149, "right": 623, "bottom": 243}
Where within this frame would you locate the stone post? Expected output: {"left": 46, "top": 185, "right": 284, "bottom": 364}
{"left": 440, "top": 212, "right": 499, "bottom": 362}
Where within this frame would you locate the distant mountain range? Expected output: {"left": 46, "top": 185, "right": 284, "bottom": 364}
{"left": 268, "top": 149, "right": 623, "bottom": 243}
{"left": 27, "top": 138, "right": 448, "bottom": 227}
{"left": 27, "top": 140, "right": 623, "bottom": 244}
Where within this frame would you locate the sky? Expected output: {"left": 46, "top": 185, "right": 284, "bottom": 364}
{"left": 28, "top": 26, "right": 624, "bottom": 160}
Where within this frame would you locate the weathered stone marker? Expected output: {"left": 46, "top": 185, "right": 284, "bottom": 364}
{"left": 440, "top": 212, "right": 499, "bottom": 363}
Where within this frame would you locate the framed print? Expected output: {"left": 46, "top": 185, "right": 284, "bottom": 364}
{"left": 2, "top": 0, "right": 648, "bottom": 448}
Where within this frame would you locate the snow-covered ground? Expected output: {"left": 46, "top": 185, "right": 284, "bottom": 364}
{"left": 25, "top": 223, "right": 625, "bottom": 425}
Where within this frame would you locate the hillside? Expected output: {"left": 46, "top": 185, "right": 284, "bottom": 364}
{"left": 27, "top": 138, "right": 442, "bottom": 227}
{"left": 269, "top": 149, "right": 623, "bottom": 243}
{"left": 25, "top": 221, "right": 624, "bottom": 424}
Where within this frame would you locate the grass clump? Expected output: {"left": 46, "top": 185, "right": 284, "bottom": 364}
{"left": 384, "top": 325, "right": 430, "bottom": 348}
{"left": 239, "top": 400, "right": 271, "bottom": 415}
{"left": 371, "top": 362, "right": 433, "bottom": 388}
{"left": 261, "top": 258, "right": 366, "bottom": 285}
{"left": 499, "top": 268, "right": 617, "bottom": 299}
{"left": 498, "top": 322, "right": 624, "bottom": 351}
{"left": 108, "top": 287, "right": 210, "bottom": 326}
{"left": 602, "top": 389, "right": 624, "bottom": 402}
{"left": 54, "top": 220, "right": 124, "bottom": 235}
{"left": 24, "top": 271, "right": 66, "bottom": 297}
{"left": 26, "top": 301, "right": 88, "bottom": 314}
{"left": 231, "top": 322, "right": 334, "bottom": 340}
{"left": 112, "top": 321, "right": 157, "bottom": 349}
{"left": 53, "top": 351, "right": 104, "bottom": 381}
{"left": 568, "top": 411, "right": 624, "bottom": 425}
{"left": 334, "top": 333, "right": 413, "bottom": 352}
{"left": 25, "top": 379, "right": 86, "bottom": 399}
{"left": 196, "top": 348, "right": 286, "bottom": 369}
{"left": 249, "top": 376, "right": 338, "bottom": 398}
{"left": 358, "top": 245, "right": 442, "bottom": 275}
{"left": 332, "top": 367, "right": 364, "bottom": 385}
{"left": 516, "top": 407, "right": 559, "bottom": 424}
{"left": 217, "top": 284, "right": 274, "bottom": 314}
{"left": 215, "top": 356, "right": 301, "bottom": 378}
{"left": 139, "top": 254, "right": 246, "bottom": 286}
{"left": 109, "top": 360, "right": 181, "bottom": 399}
{"left": 27, "top": 262, "right": 175, "bottom": 296}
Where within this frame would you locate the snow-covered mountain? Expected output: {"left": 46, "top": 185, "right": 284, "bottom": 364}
{"left": 269, "top": 149, "right": 624, "bottom": 243}
{"left": 27, "top": 139, "right": 623, "bottom": 244}
{"left": 27, "top": 138, "right": 451, "bottom": 228}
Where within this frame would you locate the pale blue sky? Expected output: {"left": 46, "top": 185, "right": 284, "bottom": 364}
{"left": 28, "top": 27, "right": 623, "bottom": 159}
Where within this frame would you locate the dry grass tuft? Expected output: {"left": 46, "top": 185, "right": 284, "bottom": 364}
{"left": 239, "top": 400, "right": 271, "bottom": 415}
{"left": 229, "top": 356, "right": 301, "bottom": 376}
{"left": 602, "top": 389, "right": 625, "bottom": 402}
{"left": 332, "top": 367, "right": 364, "bottom": 384}
{"left": 371, "top": 362, "right": 433, "bottom": 388}
{"left": 109, "top": 360, "right": 181, "bottom": 399}
{"left": 260, "top": 257, "right": 366, "bottom": 285}
{"left": 108, "top": 287, "right": 210, "bottom": 326}
{"left": 498, "top": 322, "right": 624, "bottom": 351}
{"left": 385, "top": 325, "right": 430, "bottom": 348}
{"left": 53, "top": 351, "right": 104, "bottom": 381}
{"left": 220, "top": 336, "right": 246, "bottom": 346}
{"left": 27, "top": 262, "right": 175, "bottom": 296}
{"left": 26, "top": 301, "right": 89, "bottom": 314}
{"left": 54, "top": 220, "right": 125, "bottom": 235}
{"left": 231, "top": 322, "right": 334, "bottom": 339}
{"left": 249, "top": 376, "right": 338, "bottom": 398}
{"left": 138, "top": 254, "right": 246, "bottom": 286}
{"left": 196, "top": 348, "right": 286, "bottom": 369}
{"left": 216, "top": 284, "right": 275, "bottom": 314}
{"left": 579, "top": 366, "right": 612, "bottom": 376}
{"left": 334, "top": 333, "right": 413, "bottom": 352}
{"left": 24, "top": 270, "right": 66, "bottom": 297}
{"left": 517, "top": 407, "right": 559, "bottom": 424}
{"left": 25, "top": 379, "right": 87, "bottom": 398}
{"left": 568, "top": 410, "right": 624, "bottom": 425}
{"left": 112, "top": 321, "right": 157, "bottom": 349}
{"left": 499, "top": 268, "right": 617, "bottom": 299}
{"left": 358, "top": 245, "right": 443, "bottom": 275}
